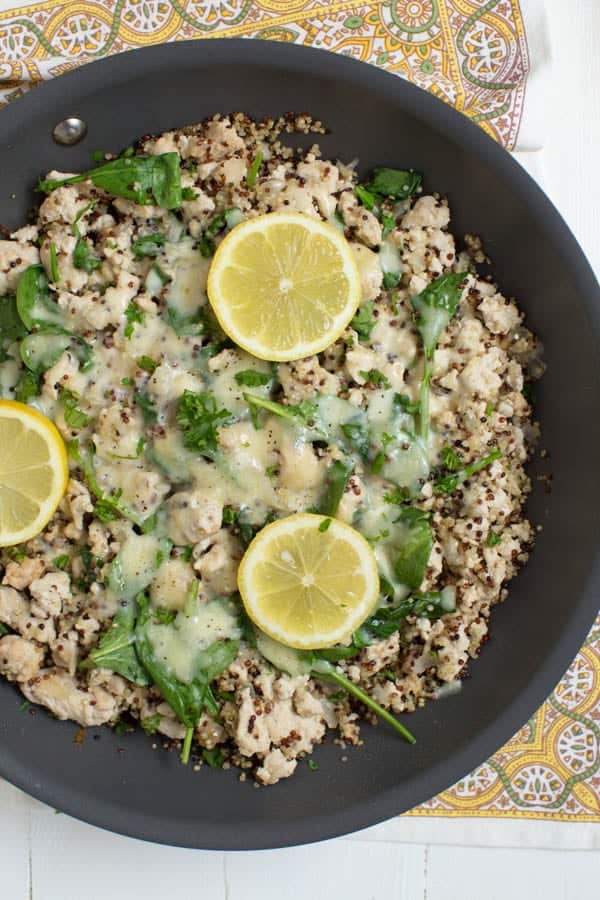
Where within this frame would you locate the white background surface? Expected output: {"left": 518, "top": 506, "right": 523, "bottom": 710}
{"left": 1, "top": 1, "right": 599, "bottom": 896}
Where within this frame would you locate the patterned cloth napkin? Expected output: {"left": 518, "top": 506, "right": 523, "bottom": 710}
{"left": 0, "top": 0, "right": 550, "bottom": 148}
{"left": 2, "top": 0, "right": 597, "bottom": 828}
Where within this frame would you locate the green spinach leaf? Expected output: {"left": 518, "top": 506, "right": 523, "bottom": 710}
{"left": 49, "top": 243, "right": 60, "bottom": 284}
{"left": 135, "top": 592, "right": 238, "bottom": 763}
{"left": 340, "top": 417, "right": 370, "bottom": 461}
{"left": 234, "top": 369, "right": 272, "bottom": 387}
{"left": 134, "top": 391, "right": 158, "bottom": 424}
{"left": 246, "top": 150, "right": 263, "bottom": 189}
{"left": 79, "top": 592, "right": 149, "bottom": 686}
{"left": 20, "top": 332, "right": 92, "bottom": 375}
{"left": 14, "top": 369, "right": 40, "bottom": 403}
{"left": 354, "top": 185, "right": 377, "bottom": 210}
{"left": 73, "top": 236, "right": 102, "bottom": 273}
{"left": 16, "top": 264, "right": 64, "bottom": 332}
{"left": 364, "top": 168, "right": 422, "bottom": 199}
{"left": 164, "top": 306, "right": 204, "bottom": 338}
{"left": 0, "top": 295, "right": 27, "bottom": 361}
{"left": 318, "top": 460, "right": 353, "bottom": 517}
{"left": 67, "top": 440, "right": 146, "bottom": 529}
{"left": 356, "top": 590, "right": 456, "bottom": 643}
{"left": 39, "top": 153, "right": 183, "bottom": 210}
{"left": 243, "top": 393, "right": 324, "bottom": 436}
{"left": 411, "top": 272, "right": 466, "bottom": 440}
{"left": 393, "top": 506, "right": 433, "bottom": 590}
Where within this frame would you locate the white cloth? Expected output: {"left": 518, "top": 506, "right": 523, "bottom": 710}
{"left": 518, "top": 0, "right": 552, "bottom": 150}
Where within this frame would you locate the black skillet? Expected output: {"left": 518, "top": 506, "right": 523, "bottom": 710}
{"left": 0, "top": 39, "right": 599, "bottom": 850}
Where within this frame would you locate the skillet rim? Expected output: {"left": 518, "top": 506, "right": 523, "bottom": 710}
{"left": 0, "top": 38, "right": 599, "bottom": 850}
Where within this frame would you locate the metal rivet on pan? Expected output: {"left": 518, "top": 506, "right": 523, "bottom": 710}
{"left": 52, "top": 117, "right": 88, "bottom": 146}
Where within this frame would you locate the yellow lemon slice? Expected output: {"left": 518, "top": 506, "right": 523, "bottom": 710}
{"left": 207, "top": 211, "right": 361, "bottom": 361}
{"left": 0, "top": 400, "right": 68, "bottom": 547}
{"left": 237, "top": 513, "right": 380, "bottom": 649}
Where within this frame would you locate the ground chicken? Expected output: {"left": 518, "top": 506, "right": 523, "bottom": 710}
{"left": 167, "top": 490, "right": 223, "bottom": 545}
{"left": 2, "top": 557, "right": 45, "bottom": 590}
{"left": 22, "top": 668, "right": 120, "bottom": 727}
{"left": 0, "top": 635, "right": 44, "bottom": 682}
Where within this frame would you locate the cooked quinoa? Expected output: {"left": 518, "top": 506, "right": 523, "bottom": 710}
{"left": 0, "top": 114, "right": 543, "bottom": 784}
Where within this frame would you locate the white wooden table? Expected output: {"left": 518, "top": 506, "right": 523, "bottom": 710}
{"left": 1, "top": 1, "right": 599, "bottom": 895}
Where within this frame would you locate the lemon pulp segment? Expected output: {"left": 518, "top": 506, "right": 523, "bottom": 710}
{"left": 207, "top": 212, "right": 361, "bottom": 361}
{"left": 238, "top": 513, "right": 379, "bottom": 649}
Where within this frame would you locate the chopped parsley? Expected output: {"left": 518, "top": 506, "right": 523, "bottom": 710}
{"left": 60, "top": 389, "right": 91, "bottom": 430}
{"left": 486, "top": 530, "right": 502, "bottom": 547}
{"left": 382, "top": 271, "right": 401, "bottom": 291}
{"left": 124, "top": 301, "right": 145, "bottom": 339}
{"left": 74, "top": 544, "right": 102, "bottom": 591}
{"left": 153, "top": 608, "right": 177, "bottom": 626}
{"left": 383, "top": 487, "right": 410, "bottom": 505}
{"left": 222, "top": 507, "right": 240, "bottom": 526}
{"left": 359, "top": 368, "right": 391, "bottom": 389}
{"left": 14, "top": 369, "right": 40, "bottom": 404}
{"left": 7, "top": 546, "right": 26, "bottom": 563}
{"left": 350, "top": 301, "right": 376, "bottom": 342}
{"left": 440, "top": 445, "right": 461, "bottom": 472}
{"left": 136, "top": 355, "right": 158, "bottom": 374}
{"left": 198, "top": 234, "right": 215, "bottom": 258}
{"left": 93, "top": 495, "right": 122, "bottom": 523}
{"left": 202, "top": 747, "right": 226, "bottom": 768}
{"left": 140, "top": 713, "right": 163, "bottom": 735}
{"left": 176, "top": 390, "right": 232, "bottom": 457}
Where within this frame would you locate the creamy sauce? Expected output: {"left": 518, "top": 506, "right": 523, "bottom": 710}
{"left": 208, "top": 355, "right": 272, "bottom": 416}
{"left": 147, "top": 596, "right": 241, "bottom": 683}
{"left": 379, "top": 237, "right": 403, "bottom": 278}
{"left": 164, "top": 239, "right": 210, "bottom": 316}
{"left": 117, "top": 533, "right": 162, "bottom": 600}
{"left": 354, "top": 485, "right": 413, "bottom": 600}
